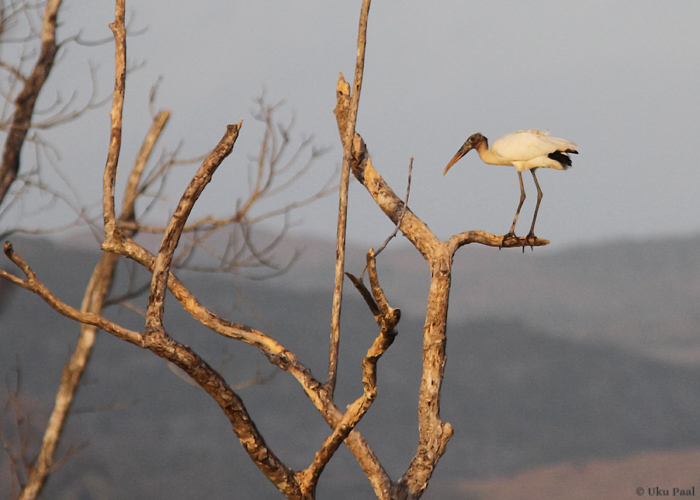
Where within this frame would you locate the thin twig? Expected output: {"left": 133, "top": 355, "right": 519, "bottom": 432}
{"left": 374, "top": 157, "right": 412, "bottom": 258}
{"left": 102, "top": 0, "right": 126, "bottom": 240}
{"left": 357, "top": 157, "right": 413, "bottom": 282}
{"left": 120, "top": 110, "right": 170, "bottom": 222}
{"left": 327, "top": 0, "right": 372, "bottom": 399}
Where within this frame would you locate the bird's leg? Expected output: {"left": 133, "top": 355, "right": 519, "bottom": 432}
{"left": 502, "top": 171, "right": 526, "bottom": 246}
{"left": 524, "top": 169, "right": 543, "bottom": 251}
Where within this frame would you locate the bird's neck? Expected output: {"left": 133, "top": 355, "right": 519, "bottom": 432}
{"left": 475, "top": 143, "right": 505, "bottom": 165}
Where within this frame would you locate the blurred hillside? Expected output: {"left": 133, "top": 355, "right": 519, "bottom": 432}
{"left": 1, "top": 232, "right": 699, "bottom": 499}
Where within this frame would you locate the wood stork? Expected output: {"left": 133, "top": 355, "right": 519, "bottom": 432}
{"left": 443, "top": 129, "right": 578, "bottom": 247}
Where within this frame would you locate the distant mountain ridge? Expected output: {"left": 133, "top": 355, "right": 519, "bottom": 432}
{"left": 259, "top": 230, "right": 700, "bottom": 364}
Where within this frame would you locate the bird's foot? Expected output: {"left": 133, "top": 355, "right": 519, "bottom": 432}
{"left": 523, "top": 232, "right": 538, "bottom": 252}
{"left": 501, "top": 232, "right": 517, "bottom": 249}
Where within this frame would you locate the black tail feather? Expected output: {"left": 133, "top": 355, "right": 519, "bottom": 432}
{"left": 548, "top": 150, "right": 574, "bottom": 168}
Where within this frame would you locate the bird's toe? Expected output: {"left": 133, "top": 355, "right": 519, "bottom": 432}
{"left": 524, "top": 232, "right": 538, "bottom": 252}
{"left": 501, "top": 232, "right": 516, "bottom": 248}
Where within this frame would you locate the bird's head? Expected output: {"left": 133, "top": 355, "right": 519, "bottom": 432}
{"left": 443, "top": 133, "right": 487, "bottom": 175}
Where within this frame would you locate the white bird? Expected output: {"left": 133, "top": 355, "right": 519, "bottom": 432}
{"left": 443, "top": 129, "right": 578, "bottom": 246}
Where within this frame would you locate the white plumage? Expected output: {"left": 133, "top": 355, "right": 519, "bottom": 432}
{"left": 443, "top": 129, "right": 578, "bottom": 246}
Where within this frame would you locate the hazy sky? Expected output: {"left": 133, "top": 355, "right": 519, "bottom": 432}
{"left": 3, "top": 1, "right": 700, "bottom": 250}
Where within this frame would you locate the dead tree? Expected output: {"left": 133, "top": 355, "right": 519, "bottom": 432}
{"left": 1, "top": 1, "right": 330, "bottom": 499}
{"left": 1, "top": 0, "right": 550, "bottom": 499}
{"left": 0, "top": 0, "right": 109, "bottom": 217}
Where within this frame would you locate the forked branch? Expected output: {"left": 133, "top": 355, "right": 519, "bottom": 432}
{"left": 144, "top": 122, "right": 242, "bottom": 340}
{"left": 300, "top": 249, "right": 398, "bottom": 497}
{"left": 1, "top": 236, "right": 305, "bottom": 498}
{"left": 335, "top": 67, "right": 541, "bottom": 496}
{"left": 14, "top": 108, "right": 172, "bottom": 500}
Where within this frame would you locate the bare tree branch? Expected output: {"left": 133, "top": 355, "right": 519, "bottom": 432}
{"left": 144, "top": 122, "right": 242, "bottom": 340}
{"left": 95, "top": 8, "right": 307, "bottom": 491}
{"left": 301, "top": 249, "right": 398, "bottom": 496}
{"left": 16, "top": 253, "right": 119, "bottom": 500}
{"left": 373, "top": 158, "right": 413, "bottom": 260}
{"left": 0, "top": 242, "right": 143, "bottom": 345}
{"left": 449, "top": 230, "right": 549, "bottom": 251}
{"left": 115, "top": 99, "right": 334, "bottom": 280}
{"left": 120, "top": 110, "right": 170, "bottom": 220}
{"left": 1, "top": 236, "right": 311, "bottom": 497}
{"left": 3, "top": 228, "right": 396, "bottom": 498}
{"left": 0, "top": 0, "right": 546, "bottom": 497}
{"left": 334, "top": 73, "right": 555, "bottom": 496}
{"left": 0, "top": 0, "right": 62, "bottom": 206}
{"left": 14, "top": 107, "right": 172, "bottom": 500}
{"left": 1, "top": 103, "right": 322, "bottom": 496}
{"left": 328, "top": 0, "right": 372, "bottom": 398}
{"left": 102, "top": 0, "right": 125, "bottom": 239}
